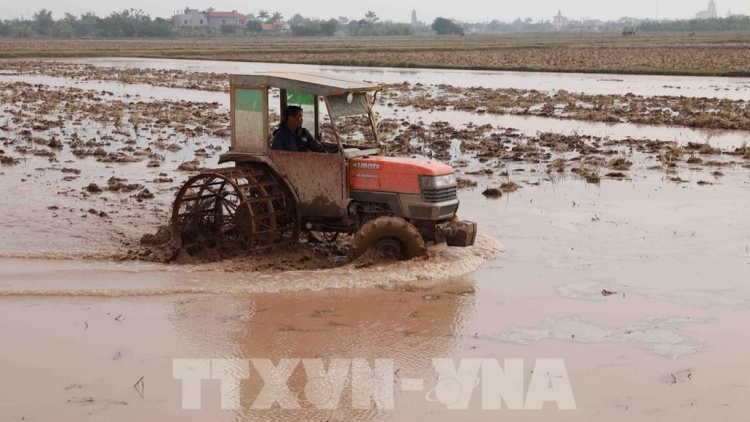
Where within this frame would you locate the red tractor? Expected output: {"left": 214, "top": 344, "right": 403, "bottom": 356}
{"left": 171, "top": 72, "right": 476, "bottom": 261}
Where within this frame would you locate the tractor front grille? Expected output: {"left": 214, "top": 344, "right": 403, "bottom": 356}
{"left": 421, "top": 186, "right": 458, "bottom": 203}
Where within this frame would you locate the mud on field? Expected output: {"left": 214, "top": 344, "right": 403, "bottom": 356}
{"left": 386, "top": 82, "right": 750, "bottom": 131}
{"left": 0, "top": 59, "right": 749, "bottom": 261}
{"left": 3, "top": 60, "right": 749, "bottom": 131}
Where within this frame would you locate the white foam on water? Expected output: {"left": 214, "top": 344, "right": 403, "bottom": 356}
{"left": 0, "top": 236, "right": 503, "bottom": 297}
{"left": 0, "top": 251, "right": 125, "bottom": 260}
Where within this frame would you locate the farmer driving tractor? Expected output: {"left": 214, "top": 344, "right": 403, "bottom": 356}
{"left": 271, "top": 105, "right": 328, "bottom": 152}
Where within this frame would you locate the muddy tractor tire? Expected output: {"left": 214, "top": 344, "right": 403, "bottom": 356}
{"left": 350, "top": 216, "right": 427, "bottom": 261}
{"left": 171, "top": 164, "right": 299, "bottom": 261}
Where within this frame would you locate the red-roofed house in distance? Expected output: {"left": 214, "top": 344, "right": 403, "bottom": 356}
{"left": 207, "top": 9, "right": 247, "bottom": 33}
{"left": 261, "top": 21, "right": 290, "bottom": 33}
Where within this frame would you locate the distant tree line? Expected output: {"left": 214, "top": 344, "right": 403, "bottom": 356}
{"left": 290, "top": 18, "right": 340, "bottom": 36}
{"left": 288, "top": 11, "right": 414, "bottom": 37}
{"left": 0, "top": 9, "right": 171, "bottom": 38}
{"left": 0, "top": 8, "right": 418, "bottom": 38}
{"left": 2, "top": 8, "right": 748, "bottom": 38}
{"left": 639, "top": 15, "right": 750, "bottom": 32}
{"left": 432, "top": 18, "right": 465, "bottom": 35}
{"left": 243, "top": 10, "right": 282, "bottom": 34}
{"left": 474, "top": 18, "right": 555, "bottom": 33}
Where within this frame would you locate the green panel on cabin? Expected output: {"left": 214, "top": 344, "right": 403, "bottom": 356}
{"left": 235, "top": 89, "right": 264, "bottom": 112}
{"left": 287, "top": 90, "right": 315, "bottom": 106}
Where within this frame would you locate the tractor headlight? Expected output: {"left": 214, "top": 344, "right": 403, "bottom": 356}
{"left": 419, "top": 173, "right": 457, "bottom": 190}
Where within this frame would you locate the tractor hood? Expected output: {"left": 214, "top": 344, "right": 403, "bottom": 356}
{"left": 348, "top": 156, "right": 454, "bottom": 194}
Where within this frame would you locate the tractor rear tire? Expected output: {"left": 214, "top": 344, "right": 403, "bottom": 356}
{"left": 350, "top": 216, "right": 427, "bottom": 261}
{"left": 171, "top": 165, "right": 299, "bottom": 261}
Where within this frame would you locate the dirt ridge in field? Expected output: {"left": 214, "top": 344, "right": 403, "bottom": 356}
{"left": 2, "top": 33, "right": 750, "bottom": 76}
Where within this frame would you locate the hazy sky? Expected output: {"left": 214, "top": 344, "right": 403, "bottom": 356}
{"left": 1, "top": 0, "right": 748, "bottom": 23}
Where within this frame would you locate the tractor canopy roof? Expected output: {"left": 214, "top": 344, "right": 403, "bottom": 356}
{"left": 229, "top": 72, "right": 381, "bottom": 96}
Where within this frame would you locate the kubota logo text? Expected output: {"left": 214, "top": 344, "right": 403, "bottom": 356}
{"left": 352, "top": 162, "right": 381, "bottom": 170}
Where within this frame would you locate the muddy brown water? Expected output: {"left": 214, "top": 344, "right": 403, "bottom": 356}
{"left": 1, "top": 60, "right": 750, "bottom": 421}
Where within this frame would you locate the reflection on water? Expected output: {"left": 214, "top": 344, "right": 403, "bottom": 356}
{"left": 171, "top": 284, "right": 473, "bottom": 421}
{"left": 0, "top": 279, "right": 477, "bottom": 422}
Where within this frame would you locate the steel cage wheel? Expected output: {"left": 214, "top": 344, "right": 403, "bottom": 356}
{"left": 171, "top": 165, "right": 299, "bottom": 261}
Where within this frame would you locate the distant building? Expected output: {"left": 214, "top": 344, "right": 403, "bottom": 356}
{"left": 261, "top": 21, "right": 290, "bottom": 33}
{"left": 172, "top": 7, "right": 248, "bottom": 32}
{"left": 411, "top": 9, "right": 418, "bottom": 27}
{"left": 572, "top": 19, "right": 603, "bottom": 32}
{"left": 696, "top": 1, "right": 718, "bottom": 19}
{"left": 553, "top": 10, "right": 568, "bottom": 30}
{"left": 172, "top": 8, "right": 207, "bottom": 30}
{"left": 207, "top": 10, "right": 247, "bottom": 32}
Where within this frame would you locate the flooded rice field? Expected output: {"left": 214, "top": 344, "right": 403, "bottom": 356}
{"left": 1, "top": 58, "right": 750, "bottom": 421}
{"left": 61, "top": 57, "right": 750, "bottom": 100}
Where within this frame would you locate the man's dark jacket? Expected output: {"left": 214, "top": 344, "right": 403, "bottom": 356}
{"left": 271, "top": 124, "right": 325, "bottom": 152}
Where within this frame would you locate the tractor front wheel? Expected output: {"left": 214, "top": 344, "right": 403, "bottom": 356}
{"left": 350, "top": 216, "right": 427, "bottom": 261}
